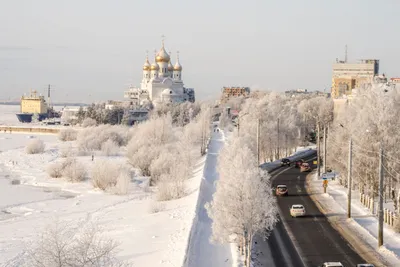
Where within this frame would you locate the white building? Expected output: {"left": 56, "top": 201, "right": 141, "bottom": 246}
{"left": 124, "top": 41, "right": 195, "bottom": 106}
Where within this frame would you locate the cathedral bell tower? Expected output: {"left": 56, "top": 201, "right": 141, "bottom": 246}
{"left": 156, "top": 37, "right": 170, "bottom": 78}
{"left": 173, "top": 51, "right": 182, "bottom": 81}
{"left": 142, "top": 52, "right": 151, "bottom": 82}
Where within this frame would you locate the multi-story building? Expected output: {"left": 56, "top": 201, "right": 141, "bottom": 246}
{"left": 220, "top": 86, "right": 250, "bottom": 103}
{"left": 390, "top": 78, "right": 400, "bottom": 84}
{"left": 331, "top": 59, "right": 379, "bottom": 98}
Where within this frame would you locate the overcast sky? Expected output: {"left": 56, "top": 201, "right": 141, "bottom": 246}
{"left": 0, "top": 0, "right": 399, "bottom": 103}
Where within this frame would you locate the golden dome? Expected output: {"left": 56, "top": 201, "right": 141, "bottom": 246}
{"left": 173, "top": 61, "right": 182, "bottom": 71}
{"left": 173, "top": 51, "right": 182, "bottom": 71}
{"left": 143, "top": 57, "right": 151, "bottom": 71}
{"left": 155, "top": 45, "right": 170, "bottom": 63}
{"left": 150, "top": 62, "right": 159, "bottom": 71}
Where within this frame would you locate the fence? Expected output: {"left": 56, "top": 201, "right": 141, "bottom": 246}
{"left": 0, "top": 126, "right": 59, "bottom": 134}
{"left": 360, "top": 193, "right": 398, "bottom": 228}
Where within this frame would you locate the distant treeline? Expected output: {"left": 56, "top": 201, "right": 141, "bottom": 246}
{"left": 0, "top": 102, "right": 88, "bottom": 106}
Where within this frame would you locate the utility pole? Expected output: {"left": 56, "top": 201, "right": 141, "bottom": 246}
{"left": 378, "top": 144, "right": 384, "bottom": 247}
{"left": 257, "top": 118, "right": 260, "bottom": 165}
{"left": 237, "top": 117, "right": 240, "bottom": 137}
{"left": 317, "top": 122, "right": 321, "bottom": 177}
{"left": 285, "top": 134, "right": 288, "bottom": 157}
{"left": 277, "top": 118, "right": 280, "bottom": 159}
{"left": 347, "top": 138, "right": 353, "bottom": 218}
{"left": 323, "top": 125, "right": 327, "bottom": 173}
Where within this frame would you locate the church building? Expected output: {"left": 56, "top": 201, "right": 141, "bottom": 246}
{"left": 124, "top": 40, "right": 195, "bottom": 106}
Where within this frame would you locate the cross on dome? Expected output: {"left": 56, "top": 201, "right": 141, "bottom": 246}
{"left": 156, "top": 35, "right": 170, "bottom": 63}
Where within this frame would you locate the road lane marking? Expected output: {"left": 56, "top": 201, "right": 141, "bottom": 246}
{"left": 296, "top": 185, "right": 302, "bottom": 193}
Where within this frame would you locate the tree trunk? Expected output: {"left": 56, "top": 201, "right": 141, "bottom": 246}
{"left": 246, "top": 234, "right": 253, "bottom": 267}
{"left": 243, "top": 234, "right": 248, "bottom": 266}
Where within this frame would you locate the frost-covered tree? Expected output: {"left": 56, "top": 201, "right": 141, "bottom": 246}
{"left": 206, "top": 137, "right": 278, "bottom": 267}
{"left": 328, "top": 83, "right": 400, "bottom": 201}
{"left": 76, "top": 106, "right": 86, "bottom": 123}
{"left": 6, "top": 220, "right": 131, "bottom": 267}
{"left": 82, "top": 117, "right": 97, "bottom": 127}
{"left": 237, "top": 92, "right": 308, "bottom": 162}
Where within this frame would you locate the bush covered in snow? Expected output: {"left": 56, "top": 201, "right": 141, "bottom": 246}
{"left": 47, "top": 157, "right": 86, "bottom": 182}
{"left": 81, "top": 117, "right": 97, "bottom": 127}
{"left": 77, "top": 125, "right": 131, "bottom": 152}
{"left": 91, "top": 160, "right": 131, "bottom": 194}
{"left": 59, "top": 145, "right": 74, "bottom": 158}
{"left": 101, "top": 139, "right": 119, "bottom": 156}
{"left": 58, "top": 128, "right": 78, "bottom": 141}
{"left": 47, "top": 162, "right": 64, "bottom": 178}
{"left": 61, "top": 158, "right": 86, "bottom": 182}
{"left": 25, "top": 139, "right": 45, "bottom": 154}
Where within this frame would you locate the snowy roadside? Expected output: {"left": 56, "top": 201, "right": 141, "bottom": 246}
{"left": 183, "top": 129, "right": 233, "bottom": 267}
{"left": 307, "top": 172, "right": 400, "bottom": 266}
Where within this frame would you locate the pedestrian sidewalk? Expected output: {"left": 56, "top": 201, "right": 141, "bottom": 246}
{"left": 307, "top": 172, "right": 400, "bottom": 267}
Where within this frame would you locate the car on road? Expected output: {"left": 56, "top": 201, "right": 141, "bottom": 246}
{"left": 290, "top": 204, "right": 306, "bottom": 217}
{"left": 295, "top": 159, "right": 305, "bottom": 168}
{"left": 356, "top": 264, "right": 374, "bottom": 267}
{"left": 275, "top": 185, "right": 288, "bottom": 196}
{"left": 300, "top": 162, "right": 311, "bottom": 172}
{"left": 321, "top": 262, "right": 344, "bottom": 267}
{"left": 281, "top": 158, "right": 291, "bottom": 166}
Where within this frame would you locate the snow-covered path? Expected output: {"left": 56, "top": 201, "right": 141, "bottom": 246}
{"left": 184, "top": 131, "right": 233, "bottom": 267}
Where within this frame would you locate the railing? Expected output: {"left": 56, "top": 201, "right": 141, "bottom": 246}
{"left": 360, "top": 193, "right": 398, "bottom": 228}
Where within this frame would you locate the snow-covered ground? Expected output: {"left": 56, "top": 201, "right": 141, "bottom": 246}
{"left": 184, "top": 129, "right": 233, "bottom": 267}
{"left": 0, "top": 131, "right": 205, "bottom": 266}
{"left": 309, "top": 172, "right": 400, "bottom": 266}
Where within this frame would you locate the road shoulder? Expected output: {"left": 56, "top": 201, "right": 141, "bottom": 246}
{"left": 305, "top": 171, "right": 390, "bottom": 267}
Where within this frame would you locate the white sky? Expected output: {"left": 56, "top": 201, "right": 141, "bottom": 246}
{"left": 0, "top": 0, "right": 399, "bottom": 103}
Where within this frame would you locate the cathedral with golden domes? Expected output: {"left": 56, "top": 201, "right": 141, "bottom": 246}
{"left": 124, "top": 40, "right": 195, "bottom": 106}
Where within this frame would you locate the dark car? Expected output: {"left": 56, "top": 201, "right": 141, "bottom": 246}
{"left": 281, "top": 158, "right": 291, "bottom": 166}
{"left": 275, "top": 185, "right": 288, "bottom": 196}
{"left": 295, "top": 159, "right": 305, "bottom": 168}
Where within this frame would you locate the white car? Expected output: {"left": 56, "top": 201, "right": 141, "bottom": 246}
{"left": 321, "top": 262, "right": 344, "bottom": 267}
{"left": 290, "top": 204, "right": 306, "bottom": 217}
{"left": 357, "top": 264, "right": 374, "bottom": 267}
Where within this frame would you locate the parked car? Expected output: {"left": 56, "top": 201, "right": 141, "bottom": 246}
{"left": 275, "top": 185, "right": 288, "bottom": 196}
{"left": 281, "top": 158, "right": 291, "bottom": 166}
{"left": 295, "top": 159, "right": 305, "bottom": 168}
{"left": 321, "top": 263, "right": 344, "bottom": 267}
{"left": 290, "top": 204, "right": 306, "bottom": 217}
{"left": 356, "top": 264, "right": 374, "bottom": 267}
{"left": 300, "top": 162, "right": 311, "bottom": 172}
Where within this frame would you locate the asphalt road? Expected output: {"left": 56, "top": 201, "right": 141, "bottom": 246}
{"left": 264, "top": 156, "right": 367, "bottom": 267}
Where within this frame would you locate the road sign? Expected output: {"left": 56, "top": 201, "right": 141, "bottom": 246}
{"left": 313, "top": 160, "right": 318, "bottom": 165}
{"left": 323, "top": 180, "right": 328, "bottom": 186}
